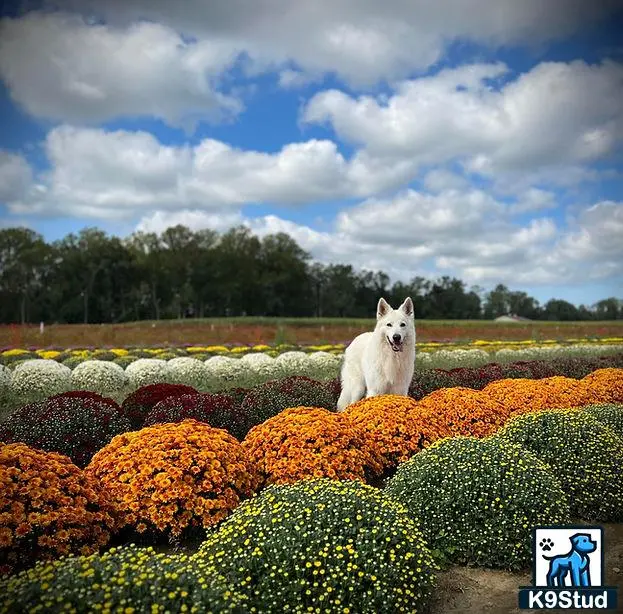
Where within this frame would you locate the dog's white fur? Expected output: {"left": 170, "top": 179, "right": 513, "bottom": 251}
{"left": 336, "top": 297, "right": 416, "bottom": 411}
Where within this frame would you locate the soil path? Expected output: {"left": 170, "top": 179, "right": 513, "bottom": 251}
{"left": 429, "top": 523, "right": 623, "bottom": 614}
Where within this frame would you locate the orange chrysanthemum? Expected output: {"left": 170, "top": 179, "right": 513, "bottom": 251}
{"left": 86, "top": 419, "right": 259, "bottom": 537}
{"left": 242, "top": 406, "right": 384, "bottom": 487}
{"left": 416, "top": 386, "right": 510, "bottom": 437}
{"left": 0, "top": 442, "right": 117, "bottom": 575}
{"left": 578, "top": 368, "right": 623, "bottom": 404}
{"left": 345, "top": 395, "right": 451, "bottom": 469}
{"left": 483, "top": 376, "right": 590, "bottom": 418}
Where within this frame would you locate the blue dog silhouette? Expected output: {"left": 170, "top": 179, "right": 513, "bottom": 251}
{"left": 543, "top": 533, "right": 597, "bottom": 587}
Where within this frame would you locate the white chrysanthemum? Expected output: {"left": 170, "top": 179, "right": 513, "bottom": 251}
{"left": 205, "top": 356, "right": 248, "bottom": 387}
{"left": 241, "top": 352, "right": 274, "bottom": 367}
{"left": 274, "top": 351, "right": 309, "bottom": 374}
{"left": 426, "top": 348, "right": 490, "bottom": 370}
{"left": 167, "top": 357, "right": 209, "bottom": 390}
{"left": 9, "top": 359, "right": 71, "bottom": 405}
{"left": 0, "top": 364, "right": 11, "bottom": 406}
{"left": 125, "top": 358, "right": 171, "bottom": 390}
{"left": 70, "top": 360, "right": 129, "bottom": 401}
{"left": 494, "top": 348, "right": 523, "bottom": 363}
{"left": 416, "top": 352, "right": 433, "bottom": 368}
{"left": 304, "top": 351, "right": 341, "bottom": 380}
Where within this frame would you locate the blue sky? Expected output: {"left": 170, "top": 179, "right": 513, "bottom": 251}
{"left": 0, "top": 0, "right": 622, "bottom": 307}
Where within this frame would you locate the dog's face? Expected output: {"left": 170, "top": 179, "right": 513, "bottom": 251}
{"left": 571, "top": 534, "right": 597, "bottom": 554}
{"left": 375, "top": 297, "right": 415, "bottom": 352}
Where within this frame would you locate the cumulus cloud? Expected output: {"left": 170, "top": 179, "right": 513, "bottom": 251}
{"left": 131, "top": 188, "right": 623, "bottom": 289}
{"left": 52, "top": 0, "right": 621, "bottom": 86}
{"left": 136, "top": 209, "right": 245, "bottom": 235}
{"left": 509, "top": 189, "right": 558, "bottom": 214}
{"left": 0, "top": 152, "right": 33, "bottom": 203}
{"left": 422, "top": 168, "right": 471, "bottom": 193}
{"left": 303, "top": 60, "right": 623, "bottom": 181}
{"left": 0, "top": 12, "right": 242, "bottom": 127}
{"left": 4, "top": 125, "right": 419, "bottom": 218}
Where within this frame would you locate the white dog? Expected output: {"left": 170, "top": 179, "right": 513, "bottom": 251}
{"left": 336, "top": 297, "right": 416, "bottom": 411}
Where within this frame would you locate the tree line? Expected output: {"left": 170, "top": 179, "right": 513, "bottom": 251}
{"left": 0, "top": 225, "right": 621, "bottom": 324}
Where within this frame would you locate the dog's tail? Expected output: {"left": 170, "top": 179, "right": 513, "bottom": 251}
{"left": 541, "top": 549, "right": 573, "bottom": 561}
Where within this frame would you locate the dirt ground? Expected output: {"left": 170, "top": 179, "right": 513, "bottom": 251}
{"left": 429, "top": 522, "right": 623, "bottom": 614}
{"left": 2, "top": 319, "right": 623, "bottom": 348}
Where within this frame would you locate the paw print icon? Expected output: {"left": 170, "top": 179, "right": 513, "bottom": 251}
{"left": 539, "top": 538, "right": 555, "bottom": 552}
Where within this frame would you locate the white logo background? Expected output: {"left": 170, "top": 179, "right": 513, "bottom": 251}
{"left": 534, "top": 527, "right": 602, "bottom": 587}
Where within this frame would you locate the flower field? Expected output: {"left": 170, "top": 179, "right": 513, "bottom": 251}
{"left": 1, "top": 340, "right": 622, "bottom": 413}
{"left": 1, "top": 345, "right": 623, "bottom": 612}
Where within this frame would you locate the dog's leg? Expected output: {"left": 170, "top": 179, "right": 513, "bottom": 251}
{"left": 337, "top": 376, "right": 366, "bottom": 411}
{"left": 571, "top": 565, "right": 582, "bottom": 587}
{"left": 546, "top": 565, "right": 557, "bottom": 587}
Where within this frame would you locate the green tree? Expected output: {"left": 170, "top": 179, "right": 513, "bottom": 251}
{"left": 0, "top": 227, "right": 50, "bottom": 323}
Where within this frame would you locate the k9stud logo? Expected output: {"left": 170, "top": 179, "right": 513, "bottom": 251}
{"left": 518, "top": 525, "right": 618, "bottom": 610}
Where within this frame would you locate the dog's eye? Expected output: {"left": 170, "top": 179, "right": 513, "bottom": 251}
{"left": 386, "top": 323, "right": 392, "bottom": 327}
{"left": 400, "top": 322, "right": 406, "bottom": 327}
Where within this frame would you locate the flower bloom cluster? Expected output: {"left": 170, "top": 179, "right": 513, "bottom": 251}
{"left": 0, "top": 543, "right": 248, "bottom": 613}
{"left": 483, "top": 376, "right": 591, "bottom": 418}
{"left": 415, "top": 386, "right": 510, "bottom": 437}
{"left": 0, "top": 443, "right": 117, "bottom": 575}
{"left": 240, "top": 375, "right": 338, "bottom": 435}
{"left": 121, "top": 383, "right": 198, "bottom": 429}
{"left": 242, "top": 406, "right": 384, "bottom": 487}
{"left": 386, "top": 436, "right": 571, "bottom": 570}
{"left": 580, "top": 403, "right": 623, "bottom": 438}
{"left": 8, "top": 360, "right": 71, "bottom": 405}
{"left": 344, "top": 395, "right": 451, "bottom": 469}
{"left": 167, "top": 356, "right": 210, "bottom": 389}
{"left": 0, "top": 394, "right": 131, "bottom": 468}
{"left": 579, "top": 367, "right": 623, "bottom": 404}
{"left": 145, "top": 392, "right": 247, "bottom": 440}
{"left": 196, "top": 478, "right": 438, "bottom": 613}
{"left": 70, "top": 360, "right": 129, "bottom": 402}
{"left": 86, "top": 419, "right": 259, "bottom": 537}
{"left": 125, "top": 358, "right": 172, "bottom": 389}
{"left": 495, "top": 408, "right": 623, "bottom": 521}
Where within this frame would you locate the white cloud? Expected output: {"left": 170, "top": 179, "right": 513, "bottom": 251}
{"left": 136, "top": 209, "right": 244, "bottom": 235}
{"left": 509, "top": 188, "right": 558, "bottom": 214}
{"left": 336, "top": 189, "right": 504, "bottom": 246}
{"left": 0, "top": 12, "right": 242, "bottom": 127}
{"left": 423, "top": 168, "right": 471, "bottom": 192}
{"left": 277, "top": 69, "right": 319, "bottom": 90}
{"left": 131, "top": 189, "right": 622, "bottom": 290}
{"left": 53, "top": 0, "right": 621, "bottom": 87}
{"left": 303, "top": 60, "right": 623, "bottom": 180}
{"left": 4, "top": 125, "right": 420, "bottom": 218}
{"left": 0, "top": 152, "right": 33, "bottom": 203}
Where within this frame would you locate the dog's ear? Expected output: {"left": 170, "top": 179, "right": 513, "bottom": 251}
{"left": 400, "top": 297, "right": 414, "bottom": 317}
{"left": 377, "top": 297, "right": 391, "bottom": 319}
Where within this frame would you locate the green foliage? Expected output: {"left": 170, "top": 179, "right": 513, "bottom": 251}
{"left": 240, "top": 376, "right": 337, "bottom": 434}
{"left": 0, "top": 354, "right": 38, "bottom": 368}
{"left": 494, "top": 409, "right": 623, "bottom": 521}
{"left": 385, "top": 436, "right": 570, "bottom": 570}
{"left": 112, "top": 355, "right": 138, "bottom": 368}
{"left": 0, "top": 544, "right": 247, "bottom": 613}
{"left": 580, "top": 403, "right": 623, "bottom": 438}
{"left": 196, "top": 479, "right": 437, "bottom": 613}
{"left": 61, "top": 356, "right": 88, "bottom": 369}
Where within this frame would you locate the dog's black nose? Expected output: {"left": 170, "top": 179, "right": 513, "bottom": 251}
{"left": 392, "top": 333, "right": 401, "bottom": 342}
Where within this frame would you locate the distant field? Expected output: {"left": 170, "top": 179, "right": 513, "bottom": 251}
{"left": 1, "top": 318, "right": 622, "bottom": 349}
